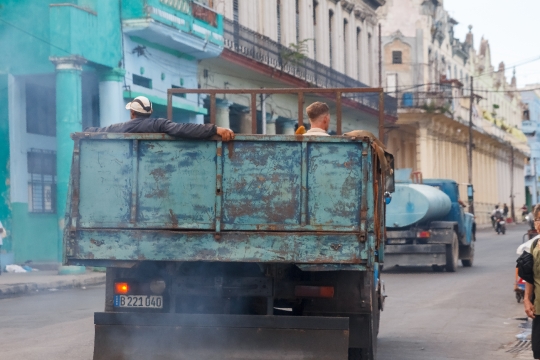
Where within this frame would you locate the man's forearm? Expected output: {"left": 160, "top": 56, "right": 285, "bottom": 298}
{"left": 526, "top": 282, "right": 535, "bottom": 302}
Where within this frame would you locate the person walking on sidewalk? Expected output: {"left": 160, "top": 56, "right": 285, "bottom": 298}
{"left": 524, "top": 204, "right": 540, "bottom": 359}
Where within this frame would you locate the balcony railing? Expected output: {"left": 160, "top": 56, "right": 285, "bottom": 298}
{"left": 223, "top": 18, "right": 397, "bottom": 118}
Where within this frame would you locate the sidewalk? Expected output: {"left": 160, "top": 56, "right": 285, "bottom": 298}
{"left": 0, "top": 269, "right": 106, "bottom": 298}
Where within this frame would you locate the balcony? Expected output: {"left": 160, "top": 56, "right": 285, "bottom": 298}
{"left": 222, "top": 18, "right": 397, "bottom": 119}
{"left": 122, "top": 0, "right": 223, "bottom": 59}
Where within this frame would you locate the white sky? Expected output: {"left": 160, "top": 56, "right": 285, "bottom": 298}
{"left": 444, "top": 0, "right": 540, "bottom": 88}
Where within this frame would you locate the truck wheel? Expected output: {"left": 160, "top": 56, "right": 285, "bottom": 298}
{"left": 445, "top": 232, "right": 459, "bottom": 272}
{"left": 461, "top": 241, "right": 474, "bottom": 267}
{"left": 348, "top": 348, "right": 363, "bottom": 360}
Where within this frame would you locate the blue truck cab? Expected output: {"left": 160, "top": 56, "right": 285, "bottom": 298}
{"left": 384, "top": 178, "right": 475, "bottom": 272}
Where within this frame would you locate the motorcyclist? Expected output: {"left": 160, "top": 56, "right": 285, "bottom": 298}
{"left": 491, "top": 205, "right": 504, "bottom": 234}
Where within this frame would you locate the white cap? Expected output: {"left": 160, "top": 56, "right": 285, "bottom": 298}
{"left": 126, "top": 96, "right": 153, "bottom": 114}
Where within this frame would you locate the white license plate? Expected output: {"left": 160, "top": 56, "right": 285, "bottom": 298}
{"left": 114, "top": 295, "right": 163, "bottom": 309}
{"left": 388, "top": 239, "right": 407, "bottom": 245}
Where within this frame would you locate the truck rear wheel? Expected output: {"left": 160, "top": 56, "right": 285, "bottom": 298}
{"left": 461, "top": 241, "right": 474, "bottom": 267}
{"left": 445, "top": 232, "right": 459, "bottom": 272}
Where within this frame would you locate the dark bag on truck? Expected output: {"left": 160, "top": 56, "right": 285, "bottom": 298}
{"left": 517, "top": 238, "right": 538, "bottom": 284}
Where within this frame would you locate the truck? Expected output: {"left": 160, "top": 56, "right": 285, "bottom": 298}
{"left": 384, "top": 174, "right": 475, "bottom": 272}
{"left": 63, "top": 88, "right": 394, "bottom": 360}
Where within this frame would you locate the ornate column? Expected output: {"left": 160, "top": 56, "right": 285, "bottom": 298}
{"left": 239, "top": 109, "right": 252, "bottom": 134}
{"left": 99, "top": 68, "right": 126, "bottom": 126}
{"left": 266, "top": 113, "right": 278, "bottom": 135}
{"left": 281, "top": 119, "right": 296, "bottom": 135}
{"left": 215, "top": 99, "right": 232, "bottom": 129}
{"left": 50, "top": 55, "right": 86, "bottom": 262}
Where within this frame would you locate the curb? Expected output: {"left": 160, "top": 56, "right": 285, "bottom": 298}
{"left": 0, "top": 274, "right": 106, "bottom": 298}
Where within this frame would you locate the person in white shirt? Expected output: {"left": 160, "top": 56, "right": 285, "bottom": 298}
{"left": 303, "top": 102, "right": 331, "bottom": 136}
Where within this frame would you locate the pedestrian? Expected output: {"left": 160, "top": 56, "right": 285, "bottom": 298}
{"left": 503, "top": 203, "right": 509, "bottom": 218}
{"left": 85, "top": 96, "right": 235, "bottom": 141}
{"left": 303, "top": 102, "right": 331, "bottom": 136}
{"left": 524, "top": 204, "right": 540, "bottom": 359}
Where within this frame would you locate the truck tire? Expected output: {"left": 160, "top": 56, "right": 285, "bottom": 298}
{"left": 445, "top": 232, "right": 459, "bottom": 272}
{"left": 461, "top": 241, "right": 475, "bottom": 267}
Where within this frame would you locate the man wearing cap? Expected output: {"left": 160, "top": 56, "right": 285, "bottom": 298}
{"left": 86, "top": 96, "right": 235, "bottom": 141}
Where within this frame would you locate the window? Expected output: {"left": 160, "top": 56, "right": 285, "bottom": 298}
{"left": 329, "top": 10, "right": 334, "bottom": 68}
{"left": 277, "top": 0, "right": 282, "bottom": 44}
{"left": 392, "top": 51, "right": 402, "bottom": 64}
{"left": 356, "top": 27, "right": 361, "bottom": 80}
{"left": 133, "top": 74, "right": 152, "bottom": 89}
{"left": 27, "top": 150, "right": 56, "bottom": 213}
{"left": 172, "top": 85, "right": 186, "bottom": 98}
{"left": 233, "top": 0, "right": 239, "bottom": 22}
{"left": 343, "top": 19, "right": 348, "bottom": 72}
{"left": 26, "top": 83, "right": 56, "bottom": 137}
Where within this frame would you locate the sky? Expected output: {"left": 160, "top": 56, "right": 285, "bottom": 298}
{"left": 444, "top": 0, "right": 540, "bottom": 88}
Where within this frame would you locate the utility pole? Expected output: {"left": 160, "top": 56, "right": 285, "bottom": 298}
{"left": 511, "top": 147, "right": 516, "bottom": 222}
{"left": 378, "top": 23, "right": 382, "bottom": 88}
{"left": 467, "top": 76, "right": 475, "bottom": 215}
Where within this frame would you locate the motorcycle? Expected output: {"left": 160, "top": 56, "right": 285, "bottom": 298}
{"left": 496, "top": 218, "right": 506, "bottom": 235}
{"left": 515, "top": 275, "right": 526, "bottom": 303}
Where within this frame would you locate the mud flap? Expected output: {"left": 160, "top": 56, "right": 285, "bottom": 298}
{"left": 93, "top": 312, "right": 349, "bottom": 360}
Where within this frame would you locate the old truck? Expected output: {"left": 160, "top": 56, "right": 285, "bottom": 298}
{"left": 63, "top": 88, "right": 394, "bottom": 360}
{"left": 384, "top": 174, "right": 475, "bottom": 272}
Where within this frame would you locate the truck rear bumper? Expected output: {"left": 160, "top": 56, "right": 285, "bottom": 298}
{"left": 93, "top": 312, "right": 349, "bottom": 360}
{"left": 384, "top": 244, "right": 446, "bottom": 267}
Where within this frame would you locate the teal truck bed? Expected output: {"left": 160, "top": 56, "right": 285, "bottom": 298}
{"left": 64, "top": 97, "right": 393, "bottom": 360}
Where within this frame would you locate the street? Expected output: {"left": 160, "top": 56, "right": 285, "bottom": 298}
{"left": 0, "top": 225, "right": 532, "bottom": 360}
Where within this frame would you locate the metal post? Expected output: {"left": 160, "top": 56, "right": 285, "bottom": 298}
{"left": 468, "top": 76, "right": 475, "bottom": 215}
{"left": 261, "top": 91, "right": 266, "bottom": 135}
{"left": 167, "top": 90, "right": 173, "bottom": 121}
{"left": 336, "top": 92, "right": 342, "bottom": 135}
{"left": 251, "top": 94, "right": 257, "bottom": 134}
{"left": 378, "top": 23, "right": 382, "bottom": 88}
{"left": 378, "top": 91, "right": 385, "bottom": 142}
{"left": 298, "top": 92, "right": 304, "bottom": 128}
{"left": 210, "top": 93, "right": 216, "bottom": 125}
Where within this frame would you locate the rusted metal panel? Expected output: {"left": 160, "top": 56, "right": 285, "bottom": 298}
{"left": 222, "top": 141, "right": 302, "bottom": 227}
{"left": 79, "top": 140, "right": 133, "bottom": 226}
{"left": 137, "top": 141, "right": 217, "bottom": 228}
{"left": 306, "top": 143, "right": 362, "bottom": 226}
{"left": 70, "top": 230, "right": 368, "bottom": 263}
{"left": 68, "top": 134, "right": 377, "bottom": 267}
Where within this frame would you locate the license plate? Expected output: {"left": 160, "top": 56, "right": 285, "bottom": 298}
{"left": 388, "top": 239, "right": 407, "bottom": 245}
{"left": 114, "top": 295, "right": 163, "bottom": 309}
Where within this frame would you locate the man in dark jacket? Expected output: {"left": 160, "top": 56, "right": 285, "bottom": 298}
{"left": 86, "top": 96, "right": 235, "bottom": 141}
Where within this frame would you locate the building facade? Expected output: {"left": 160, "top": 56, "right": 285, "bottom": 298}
{"left": 1, "top": 0, "right": 223, "bottom": 264}
{"left": 378, "top": 0, "right": 529, "bottom": 224}
{"left": 203, "top": 0, "right": 396, "bottom": 136}
{"left": 521, "top": 85, "right": 540, "bottom": 206}
{"left": 1, "top": 0, "right": 396, "bottom": 264}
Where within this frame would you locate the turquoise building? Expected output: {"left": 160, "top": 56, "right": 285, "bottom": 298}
{"left": 0, "top": 0, "right": 223, "bottom": 264}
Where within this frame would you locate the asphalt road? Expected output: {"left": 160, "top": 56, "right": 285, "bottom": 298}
{"left": 378, "top": 223, "right": 532, "bottom": 360}
{"left": 0, "top": 224, "right": 532, "bottom": 360}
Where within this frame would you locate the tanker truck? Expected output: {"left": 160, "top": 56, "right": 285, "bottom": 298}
{"left": 384, "top": 178, "right": 475, "bottom": 272}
